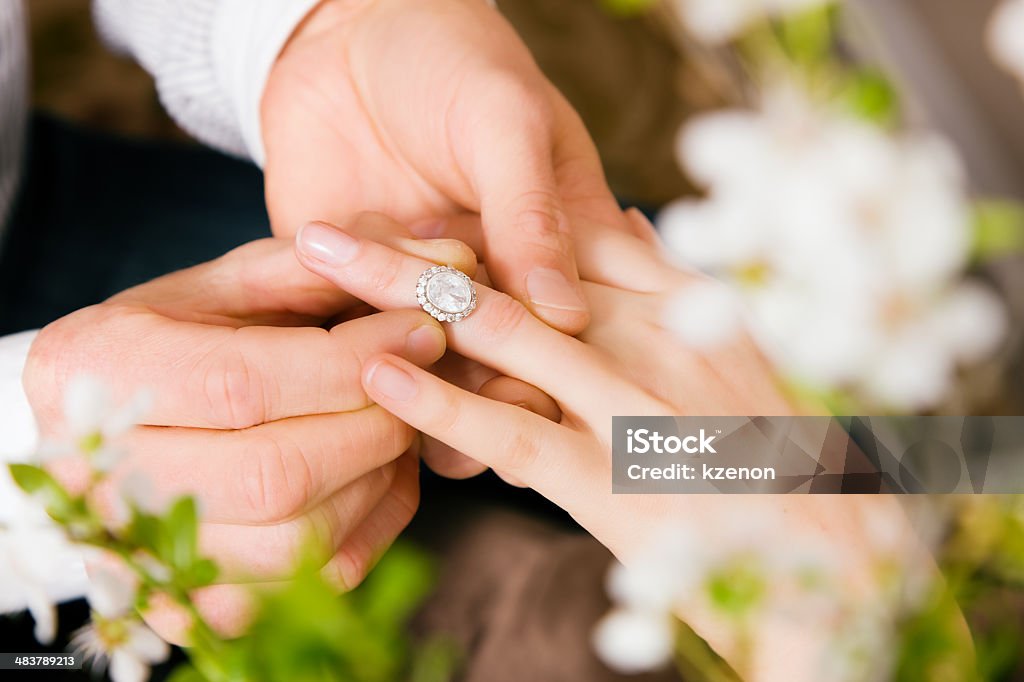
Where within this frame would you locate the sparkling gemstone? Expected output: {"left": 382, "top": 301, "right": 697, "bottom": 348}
{"left": 425, "top": 271, "right": 473, "bottom": 314}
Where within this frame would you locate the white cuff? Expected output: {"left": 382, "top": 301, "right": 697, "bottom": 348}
{"left": 94, "top": 0, "right": 322, "bottom": 163}
{"left": 0, "top": 330, "right": 89, "bottom": 612}
{"left": 211, "top": 0, "right": 325, "bottom": 166}
{"left": 93, "top": 0, "right": 248, "bottom": 157}
{"left": 0, "top": 330, "right": 40, "bottom": 466}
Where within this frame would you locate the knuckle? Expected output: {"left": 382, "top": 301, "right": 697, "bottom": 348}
{"left": 194, "top": 338, "right": 267, "bottom": 430}
{"left": 239, "top": 435, "right": 315, "bottom": 522}
{"left": 345, "top": 407, "right": 415, "bottom": 461}
{"left": 388, "top": 480, "right": 420, "bottom": 530}
{"left": 423, "top": 389, "right": 463, "bottom": 437}
{"left": 494, "top": 423, "right": 543, "bottom": 476}
{"left": 24, "top": 305, "right": 125, "bottom": 426}
{"left": 345, "top": 211, "right": 393, "bottom": 235}
{"left": 326, "top": 499, "right": 417, "bottom": 592}
{"left": 255, "top": 521, "right": 306, "bottom": 576}
{"left": 366, "top": 249, "right": 405, "bottom": 294}
{"left": 280, "top": 511, "right": 332, "bottom": 569}
{"left": 24, "top": 324, "right": 68, "bottom": 406}
{"left": 508, "top": 191, "right": 567, "bottom": 242}
{"left": 475, "top": 293, "right": 530, "bottom": 345}
{"left": 328, "top": 543, "right": 372, "bottom": 592}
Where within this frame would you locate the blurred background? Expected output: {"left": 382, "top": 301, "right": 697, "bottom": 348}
{"left": 27, "top": 0, "right": 695, "bottom": 202}
{"left": 25, "top": 0, "right": 1024, "bottom": 200}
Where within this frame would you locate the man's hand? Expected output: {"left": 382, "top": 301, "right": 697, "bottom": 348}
{"left": 262, "top": 0, "right": 630, "bottom": 334}
{"left": 22, "top": 234, "right": 472, "bottom": 641}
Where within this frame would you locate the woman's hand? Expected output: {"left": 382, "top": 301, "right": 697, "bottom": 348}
{"left": 295, "top": 211, "right": 801, "bottom": 556}
{"left": 295, "top": 212, "right": 938, "bottom": 680}
{"left": 263, "top": 0, "right": 632, "bottom": 334}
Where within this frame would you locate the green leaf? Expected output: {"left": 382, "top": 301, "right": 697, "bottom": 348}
{"left": 776, "top": 4, "right": 837, "bottom": 65}
{"left": 972, "top": 200, "right": 1024, "bottom": 261}
{"left": 122, "top": 508, "right": 163, "bottom": 556}
{"left": 894, "top": 588, "right": 981, "bottom": 682}
{"left": 9, "top": 463, "right": 59, "bottom": 494}
{"left": 165, "top": 663, "right": 209, "bottom": 682}
{"left": 598, "top": 0, "right": 658, "bottom": 17}
{"left": 705, "top": 560, "right": 767, "bottom": 618}
{"left": 673, "top": 621, "right": 742, "bottom": 682}
{"left": 8, "top": 463, "right": 77, "bottom": 522}
{"left": 359, "top": 544, "right": 436, "bottom": 628}
{"left": 222, "top": 541, "right": 440, "bottom": 682}
{"left": 120, "top": 495, "right": 211, "bottom": 589}
{"left": 186, "top": 559, "right": 219, "bottom": 588}
{"left": 165, "top": 496, "right": 200, "bottom": 570}
{"left": 840, "top": 69, "right": 900, "bottom": 126}
{"left": 409, "top": 635, "right": 463, "bottom": 682}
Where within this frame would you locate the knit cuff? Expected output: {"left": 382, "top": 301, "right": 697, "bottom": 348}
{"left": 93, "top": 0, "right": 323, "bottom": 162}
{"left": 209, "top": 0, "right": 325, "bottom": 165}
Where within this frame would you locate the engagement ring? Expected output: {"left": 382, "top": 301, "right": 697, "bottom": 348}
{"left": 416, "top": 265, "right": 477, "bottom": 322}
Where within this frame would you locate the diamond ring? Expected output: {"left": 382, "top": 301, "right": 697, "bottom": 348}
{"left": 416, "top": 265, "right": 478, "bottom": 323}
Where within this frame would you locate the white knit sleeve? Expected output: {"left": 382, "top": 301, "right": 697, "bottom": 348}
{"left": 92, "top": 0, "right": 322, "bottom": 164}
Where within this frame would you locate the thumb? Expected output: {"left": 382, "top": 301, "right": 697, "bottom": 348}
{"left": 468, "top": 107, "right": 590, "bottom": 334}
{"left": 109, "top": 237, "right": 352, "bottom": 326}
{"left": 113, "top": 213, "right": 476, "bottom": 325}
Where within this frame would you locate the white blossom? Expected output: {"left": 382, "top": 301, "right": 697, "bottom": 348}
{"left": 595, "top": 513, "right": 845, "bottom": 673}
{"left": 605, "top": 527, "right": 701, "bottom": 613}
{"left": 671, "top": 0, "right": 832, "bottom": 45}
{"left": 0, "top": 543, "right": 57, "bottom": 644}
{"left": 0, "top": 469, "right": 83, "bottom": 644}
{"left": 660, "top": 88, "right": 1005, "bottom": 409}
{"left": 988, "top": 0, "right": 1024, "bottom": 88}
{"left": 71, "top": 620, "right": 169, "bottom": 682}
{"left": 72, "top": 567, "right": 168, "bottom": 682}
{"left": 64, "top": 375, "right": 151, "bottom": 442}
{"left": 593, "top": 608, "right": 676, "bottom": 673}
{"left": 110, "top": 472, "right": 167, "bottom": 528}
{"left": 85, "top": 567, "right": 137, "bottom": 620}
{"left": 662, "top": 280, "right": 745, "bottom": 349}
{"left": 44, "top": 375, "right": 151, "bottom": 471}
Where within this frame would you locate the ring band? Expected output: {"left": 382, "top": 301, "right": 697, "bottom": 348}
{"left": 416, "top": 265, "right": 478, "bottom": 323}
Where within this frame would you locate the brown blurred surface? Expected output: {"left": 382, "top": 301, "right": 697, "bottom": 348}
{"left": 412, "top": 510, "right": 684, "bottom": 682}
{"left": 25, "top": 0, "right": 691, "bottom": 204}
{"left": 26, "top": 0, "right": 184, "bottom": 140}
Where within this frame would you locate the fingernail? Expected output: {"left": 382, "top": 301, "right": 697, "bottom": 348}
{"left": 297, "top": 222, "right": 360, "bottom": 266}
{"left": 408, "top": 218, "right": 446, "bottom": 239}
{"left": 526, "top": 268, "right": 586, "bottom": 312}
{"left": 366, "top": 360, "right": 418, "bottom": 401}
{"left": 406, "top": 324, "right": 446, "bottom": 360}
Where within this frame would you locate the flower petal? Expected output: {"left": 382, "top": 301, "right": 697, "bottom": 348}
{"left": 110, "top": 650, "right": 149, "bottom": 682}
{"left": 592, "top": 608, "right": 675, "bottom": 674}
{"left": 86, "top": 567, "right": 136, "bottom": 619}
{"left": 126, "top": 622, "right": 170, "bottom": 664}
